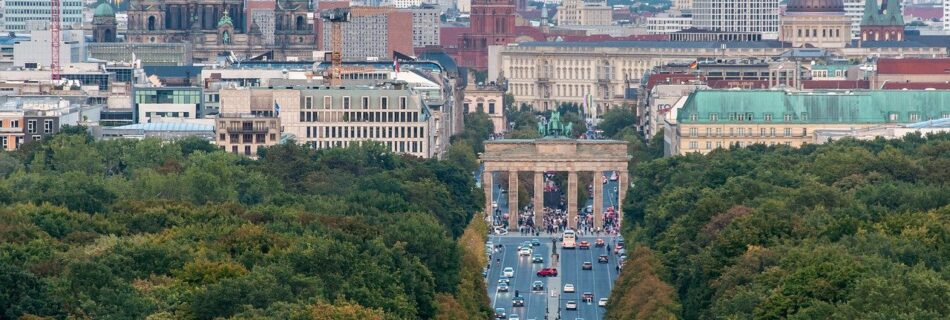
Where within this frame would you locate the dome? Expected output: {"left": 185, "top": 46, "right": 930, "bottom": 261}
{"left": 786, "top": 0, "right": 844, "bottom": 13}
{"left": 93, "top": 2, "right": 115, "bottom": 17}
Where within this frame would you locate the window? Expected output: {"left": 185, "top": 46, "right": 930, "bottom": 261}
{"left": 10, "top": 120, "right": 18, "bottom": 128}
{"left": 305, "top": 96, "right": 313, "bottom": 109}
{"left": 323, "top": 96, "right": 332, "bottom": 109}
{"left": 764, "top": 113, "right": 772, "bottom": 122}
{"left": 801, "top": 113, "right": 808, "bottom": 121}
{"left": 1, "top": 137, "right": 6, "bottom": 149}
{"left": 381, "top": 97, "right": 389, "bottom": 109}
{"left": 802, "top": 128, "right": 807, "bottom": 136}
{"left": 770, "top": 128, "right": 776, "bottom": 136}
{"left": 488, "top": 102, "right": 496, "bottom": 114}
{"left": 784, "top": 113, "right": 793, "bottom": 122}
{"left": 715, "top": 128, "right": 722, "bottom": 136}
{"left": 746, "top": 113, "right": 753, "bottom": 121}
{"left": 688, "top": 141, "right": 698, "bottom": 149}
{"left": 361, "top": 96, "right": 369, "bottom": 109}
{"left": 738, "top": 113, "right": 745, "bottom": 122}
{"left": 343, "top": 96, "right": 351, "bottom": 109}
{"left": 689, "top": 114, "right": 698, "bottom": 121}
{"left": 709, "top": 113, "right": 718, "bottom": 122}
{"left": 784, "top": 128, "right": 791, "bottom": 137}
{"left": 760, "top": 128, "right": 766, "bottom": 136}
{"left": 705, "top": 141, "right": 712, "bottom": 149}
{"left": 909, "top": 113, "right": 920, "bottom": 122}
{"left": 400, "top": 96, "right": 408, "bottom": 110}
{"left": 738, "top": 128, "right": 744, "bottom": 136}
{"left": 27, "top": 120, "right": 35, "bottom": 133}
{"left": 689, "top": 128, "right": 697, "bottom": 137}
{"left": 888, "top": 113, "right": 898, "bottom": 122}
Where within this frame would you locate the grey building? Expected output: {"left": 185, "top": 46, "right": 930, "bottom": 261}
{"left": 2, "top": 0, "right": 83, "bottom": 32}
{"left": 411, "top": 5, "right": 441, "bottom": 48}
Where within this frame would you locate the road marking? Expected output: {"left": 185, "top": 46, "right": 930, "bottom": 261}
{"left": 490, "top": 243, "right": 508, "bottom": 311}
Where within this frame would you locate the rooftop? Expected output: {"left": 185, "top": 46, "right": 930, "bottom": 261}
{"left": 113, "top": 122, "right": 215, "bottom": 132}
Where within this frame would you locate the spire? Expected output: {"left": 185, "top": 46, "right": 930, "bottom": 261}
{"left": 884, "top": 0, "right": 904, "bottom": 26}
{"left": 861, "top": 0, "right": 880, "bottom": 25}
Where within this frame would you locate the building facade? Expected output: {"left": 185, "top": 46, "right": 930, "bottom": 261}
{"left": 556, "top": 0, "right": 612, "bottom": 26}
{"left": 780, "top": 0, "right": 852, "bottom": 48}
{"left": 318, "top": 6, "right": 414, "bottom": 60}
{"left": 133, "top": 87, "right": 203, "bottom": 123}
{"left": 860, "top": 0, "right": 904, "bottom": 41}
{"left": 124, "top": 0, "right": 316, "bottom": 62}
{"left": 0, "top": 109, "right": 23, "bottom": 150}
{"left": 665, "top": 89, "right": 950, "bottom": 156}
{"left": 646, "top": 16, "right": 693, "bottom": 34}
{"left": 215, "top": 114, "right": 280, "bottom": 158}
{"left": 12, "top": 23, "right": 85, "bottom": 68}
{"left": 456, "top": 0, "right": 516, "bottom": 70}
{"left": 844, "top": 0, "right": 865, "bottom": 38}
{"left": 92, "top": 2, "right": 118, "bottom": 43}
{"left": 2, "top": 0, "right": 83, "bottom": 32}
{"left": 411, "top": 5, "right": 441, "bottom": 49}
{"left": 691, "top": 0, "right": 779, "bottom": 39}
{"left": 463, "top": 84, "right": 506, "bottom": 134}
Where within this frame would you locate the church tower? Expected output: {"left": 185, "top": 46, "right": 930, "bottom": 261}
{"left": 92, "top": 1, "right": 118, "bottom": 42}
{"left": 860, "top": 0, "right": 904, "bottom": 41}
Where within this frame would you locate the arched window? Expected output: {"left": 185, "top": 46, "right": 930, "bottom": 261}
{"left": 103, "top": 29, "right": 113, "bottom": 42}
{"left": 148, "top": 16, "right": 156, "bottom": 31}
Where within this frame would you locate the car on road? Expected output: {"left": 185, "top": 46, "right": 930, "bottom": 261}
{"left": 579, "top": 241, "right": 590, "bottom": 249}
{"left": 495, "top": 308, "right": 506, "bottom": 318}
{"left": 512, "top": 296, "right": 524, "bottom": 307}
{"left": 498, "top": 278, "right": 510, "bottom": 286}
{"left": 531, "top": 238, "right": 541, "bottom": 246}
{"left": 598, "top": 255, "right": 609, "bottom": 263}
{"left": 532, "top": 254, "right": 544, "bottom": 263}
{"left": 503, "top": 267, "right": 515, "bottom": 277}
{"left": 492, "top": 201, "right": 498, "bottom": 208}
{"left": 519, "top": 248, "right": 532, "bottom": 256}
{"left": 595, "top": 238, "right": 605, "bottom": 247}
{"left": 497, "top": 283, "right": 510, "bottom": 292}
{"left": 563, "top": 283, "right": 575, "bottom": 293}
{"left": 582, "top": 261, "right": 593, "bottom": 270}
{"left": 537, "top": 268, "right": 558, "bottom": 277}
{"left": 532, "top": 281, "right": 544, "bottom": 291}
{"left": 508, "top": 315, "right": 520, "bottom": 320}
{"left": 582, "top": 292, "right": 594, "bottom": 302}
{"left": 598, "top": 298, "right": 608, "bottom": 307}
{"left": 566, "top": 300, "right": 578, "bottom": 310}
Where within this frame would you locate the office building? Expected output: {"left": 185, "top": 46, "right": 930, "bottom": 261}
{"left": 133, "top": 87, "right": 203, "bottom": 124}
{"left": 691, "top": 0, "right": 779, "bottom": 39}
{"left": 411, "top": 5, "right": 441, "bottom": 48}
{"left": 215, "top": 114, "right": 281, "bottom": 158}
{"left": 557, "top": 0, "right": 613, "bottom": 26}
{"left": 2, "top": 0, "right": 83, "bottom": 32}
{"left": 317, "top": 6, "right": 414, "bottom": 60}
{"left": 12, "top": 22, "right": 85, "bottom": 68}
{"left": 646, "top": 16, "right": 693, "bottom": 34}
{"left": 664, "top": 89, "right": 950, "bottom": 156}
{"left": 844, "top": 0, "right": 865, "bottom": 38}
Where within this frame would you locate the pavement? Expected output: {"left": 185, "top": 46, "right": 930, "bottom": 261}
{"left": 486, "top": 235, "right": 621, "bottom": 320}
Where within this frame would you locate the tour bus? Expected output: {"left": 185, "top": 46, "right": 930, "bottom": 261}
{"left": 562, "top": 230, "right": 576, "bottom": 249}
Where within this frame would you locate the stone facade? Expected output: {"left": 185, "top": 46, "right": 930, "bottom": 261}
{"left": 215, "top": 114, "right": 280, "bottom": 158}
{"left": 780, "top": 0, "right": 852, "bottom": 48}
{"left": 556, "top": 0, "right": 613, "bottom": 26}
{"left": 463, "top": 85, "right": 506, "bottom": 134}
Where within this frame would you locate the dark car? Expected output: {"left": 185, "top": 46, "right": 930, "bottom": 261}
{"left": 582, "top": 292, "right": 594, "bottom": 302}
{"left": 532, "top": 254, "right": 544, "bottom": 263}
{"left": 598, "top": 255, "right": 609, "bottom": 263}
{"left": 579, "top": 241, "right": 590, "bottom": 249}
{"left": 595, "top": 238, "right": 605, "bottom": 247}
{"left": 532, "top": 281, "right": 544, "bottom": 291}
{"left": 531, "top": 238, "right": 541, "bottom": 246}
{"left": 512, "top": 296, "right": 525, "bottom": 307}
{"left": 495, "top": 308, "right": 506, "bottom": 318}
{"left": 537, "top": 268, "right": 558, "bottom": 277}
{"left": 582, "top": 261, "right": 593, "bottom": 270}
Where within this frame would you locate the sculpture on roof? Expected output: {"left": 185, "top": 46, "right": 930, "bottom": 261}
{"left": 538, "top": 111, "right": 574, "bottom": 138}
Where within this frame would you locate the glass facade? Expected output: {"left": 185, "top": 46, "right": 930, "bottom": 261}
{"left": 62, "top": 73, "right": 111, "bottom": 91}
{"left": 135, "top": 89, "right": 201, "bottom": 104}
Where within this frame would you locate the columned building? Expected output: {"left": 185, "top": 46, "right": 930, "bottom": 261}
{"left": 780, "top": 0, "right": 852, "bottom": 48}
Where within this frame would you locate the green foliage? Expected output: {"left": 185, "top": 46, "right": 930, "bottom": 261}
{"left": 0, "top": 131, "right": 487, "bottom": 319}
{"left": 621, "top": 133, "right": 950, "bottom": 319}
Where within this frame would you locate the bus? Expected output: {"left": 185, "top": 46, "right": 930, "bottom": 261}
{"left": 562, "top": 230, "right": 576, "bottom": 249}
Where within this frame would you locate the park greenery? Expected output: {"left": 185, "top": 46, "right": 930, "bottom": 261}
{"left": 0, "top": 124, "right": 493, "bottom": 319}
{"left": 606, "top": 132, "right": 950, "bottom": 319}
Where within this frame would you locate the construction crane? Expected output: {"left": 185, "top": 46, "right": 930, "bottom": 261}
{"left": 320, "top": 7, "right": 392, "bottom": 86}
{"left": 50, "top": 0, "right": 61, "bottom": 80}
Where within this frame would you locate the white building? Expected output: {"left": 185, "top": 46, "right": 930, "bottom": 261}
{"left": 12, "top": 22, "right": 85, "bottom": 69}
{"left": 691, "top": 0, "right": 779, "bottom": 39}
{"left": 2, "top": 0, "right": 84, "bottom": 32}
{"left": 844, "top": 0, "right": 865, "bottom": 39}
{"left": 392, "top": 0, "right": 424, "bottom": 8}
{"left": 646, "top": 16, "right": 693, "bottom": 34}
{"left": 557, "top": 0, "right": 612, "bottom": 26}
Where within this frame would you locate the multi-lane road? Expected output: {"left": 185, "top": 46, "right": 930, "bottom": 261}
{"left": 486, "top": 235, "right": 621, "bottom": 320}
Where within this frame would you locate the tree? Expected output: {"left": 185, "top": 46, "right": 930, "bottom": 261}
{"left": 599, "top": 107, "right": 637, "bottom": 138}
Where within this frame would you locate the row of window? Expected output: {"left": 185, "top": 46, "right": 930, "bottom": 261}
{"left": 687, "top": 127, "right": 807, "bottom": 137}
{"left": 0, "top": 136, "right": 24, "bottom": 150}
{"left": 687, "top": 140, "right": 793, "bottom": 150}
{"left": 218, "top": 133, "right": 277, "bottom": 144}
{"left": 5, "top": 1, "right": 82, "bottom": 6}
{"left": 688, "top": 112, "right": 947, "bottom": 123}
{"left": 304, "top": 95, "right": 409, "bottom": 110}
{"left": 298, "top": 111, "right": 420, "bottom": 123}
{"left": 144, "top": 111, "right": 190, "bottom": 118}
{"left": 305, "top": 125, "right": 426, "bottom": 140}
{"left": 135, "top": 90, "right": 201, "bottom": 104}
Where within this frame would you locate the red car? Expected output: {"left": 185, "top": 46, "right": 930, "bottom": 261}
{"left": 579, "top": 241, "right": 590, "bottom": 249}
{"left": 537, "top": 268, "right": 558, "bottom": 277}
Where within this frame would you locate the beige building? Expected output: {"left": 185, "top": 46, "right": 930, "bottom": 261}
{"left": 665, "top": 89, "right": 950, "bottom": 156}
{"left": 556, "top": 0, "right": 612, "bottom": 26}
{"left": 463, "top": 85, "right": 507, "bottom": 134}
{"left": 215, "top": 114, "right": 281, "bottom": 158}
{"left": 780, "top": 0, "right": 852, "bottom": 48}
{"left": 0, "top": 111, "right": 23, "bottom": 151}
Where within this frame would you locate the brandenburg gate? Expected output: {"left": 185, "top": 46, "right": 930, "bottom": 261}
{"left": 480, "top": 138, "right": 630, "bottom": 231}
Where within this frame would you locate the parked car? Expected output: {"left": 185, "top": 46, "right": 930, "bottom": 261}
{"left": 598, "top": 255, "right": 609, "bottom": 263}
{"left": 563, "top": 283, "right": 575, "bottom": 293}
{"left": 532, "top": 281, "right": 544, "bottom": 291}
{"left": 582, "top": 261, "right": 593, "bottom": 270}
{"left": 566, "top": 300, "right": 578, "bottom": 310}
{"left": 537, "top": 268, "right": 558, "bottom": 277}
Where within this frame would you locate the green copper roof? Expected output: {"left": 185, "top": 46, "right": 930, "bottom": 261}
{"left": 861, "top": 0, "right": 904, "bottom": 26}
{"left": 93, "top": 1, "right": 115, "bottom": 17}
{"left": 218, "top": 12, "right": 233, "bottom": 28}
{"left": 678, "top": 90, "right": 950, "bottom": 124}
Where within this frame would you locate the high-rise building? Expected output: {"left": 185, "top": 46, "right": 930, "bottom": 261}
{"left": 318, "top": 6, "right": 415, "bottom": 60}
{"left": 411, "top": 5, "right": 441, "bottom": 48}
{"left": 2, "top": 0, "right": 84, "bottom": 32}
{"left": 843, "top": 0, "right": 865, "bottom": 38}
{"left": 691, "top": 0, "right": 780, "bottom": 39}
{"left": 779, "top": 0, "right": 851, "bottom": 48}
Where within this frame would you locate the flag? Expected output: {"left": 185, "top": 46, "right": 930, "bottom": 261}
{"left": 393, "top": 59, "right": 400, "bottom": 73}
{"left": 274, "top": 101, "right": 281, "bottom": 116}
{"left": 689, "top": 61, "right": 698, "bottom": 69}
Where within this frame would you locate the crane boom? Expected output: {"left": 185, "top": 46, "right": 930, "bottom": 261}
{"left": 50, "top": 0, "right": 61, "bottom": 80}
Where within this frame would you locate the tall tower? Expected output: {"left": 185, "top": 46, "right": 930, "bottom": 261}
{"left": 860, "top": 0, "right": 904, "bottom": 41}
{"left": 92, "top": 1, "right": 118, "bottom": 42}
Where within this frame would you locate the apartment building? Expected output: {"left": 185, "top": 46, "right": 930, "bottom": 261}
{"left": 2, "top": 0, "right": 83, "bottom": 32}
{"left": 215, "top": 114, "right": 281, "bottom": 158}
{"left": 665, "top": 90, "right": 950, "bottom": 156}
{"left": 463, "top": 84, "right": 506, "bottom": 134}
{"left": 691, "top": 0, "right": 780, "bottom": 39}
{"left": 557, "top": 0, "right": 612, "bottom": 26}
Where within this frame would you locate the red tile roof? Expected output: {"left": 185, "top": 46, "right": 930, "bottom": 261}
{"left": 877, "top": 58, "right": 950, "bottom": 75}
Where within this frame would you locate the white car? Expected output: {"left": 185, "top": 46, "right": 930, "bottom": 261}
{"left": 492, "top": 201, "right": 498, "bottom": 208}
{"left": 598, "top": 298, "right": 608, "bottom": 307}
{"left": 565, "top": 300, "right": 578, "bottom": 310}
{"left": 519, "top": 248, "right": 532, "bottom": 256}
{"left": 563, "top": 283, "right": 575, "bottom": 293}
{"left": 503, "top": 267, "right": 515, "bottom": 278}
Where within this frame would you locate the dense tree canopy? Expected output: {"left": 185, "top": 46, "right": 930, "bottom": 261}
{"left": 0, "top": 129, "right": 489, "bottom": 319}
{"left": 607, "top": 133, "right": 950, "bottom": 320}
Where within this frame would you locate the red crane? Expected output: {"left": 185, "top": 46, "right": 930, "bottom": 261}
{"left": 50, "top": 0, "right": 61, "bottom": 80}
